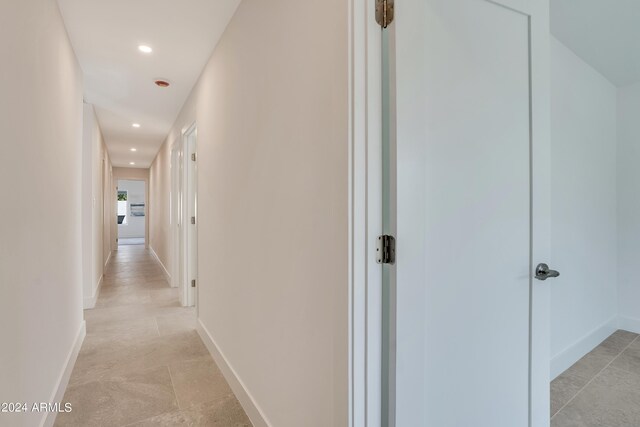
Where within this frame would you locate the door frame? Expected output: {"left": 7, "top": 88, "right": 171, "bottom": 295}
{"left": 112, "top": 173, "right": 150, "bottom": 249}
{"left": 183, "top": 123, "right": 198, "bottom": 308}
{"left": 348, "top": 0, "right": 551, "bottom": 426}
{"left": 348, "top": 0, "right": 384, "bottom": 425}
{"left": 115, "top": 178, "right": 147, "bottom": 246}
{"left": 171, "top": 122, "right": 198, "bottom": 308}
{"left": 171, "top": 142, "right": 183, "bottom": 292}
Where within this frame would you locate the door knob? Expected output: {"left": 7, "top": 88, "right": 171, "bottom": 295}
{"left": 535, "top": 263, "right": 560, "bottom": 281}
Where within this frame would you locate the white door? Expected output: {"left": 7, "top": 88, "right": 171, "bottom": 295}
{"left": 384, "top": 0, "right": 550, "bottom": 426}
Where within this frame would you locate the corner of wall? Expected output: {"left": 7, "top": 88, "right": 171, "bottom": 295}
{"left": 618, "top": 316, "right": 640, "bottom": 335}
{"left": 149, "top": 246, "right": 171, "bottom": 284}
{"left": 550, "top": 315, "right": 618, "bottom": 379}
{"left": 82, "top": 275, "right": 103, "bottom": 309}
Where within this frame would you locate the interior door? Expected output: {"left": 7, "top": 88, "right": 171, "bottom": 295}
{"left": 383, "top": 0, "right": 549, "bottom": 425}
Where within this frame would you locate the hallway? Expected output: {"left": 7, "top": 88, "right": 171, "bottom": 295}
{"left": 55, "top": 246, "right": 251, "bottom": 426}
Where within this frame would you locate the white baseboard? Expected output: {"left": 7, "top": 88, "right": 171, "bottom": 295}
{"left": 104, "top": 250, "right": 112, "bottom": 269}
{"left": 41, "top": 321, "right": 86, "bottom": 427}
{"left": 197, "top": 320, "right": 270, "bottom": 427}
{"left": 550, "top": 315, "right": 618, "bottom": 380}
{"left": 618, "top": 316, "right": 640, "bottom": 335}
{"left": 83, "top": 275, "right": 103, "bottom": 309}
{"left": 149, "top": 246, "right": 171, "bottom": 283}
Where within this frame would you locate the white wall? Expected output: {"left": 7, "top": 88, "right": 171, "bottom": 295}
{"left": 82, "top": 104, "right": 112, "bottom": 308}
{"left": 617, "top": 81, "right": 640, "bottom": 331}
{"left": 117, "top": 180, "right": 146, "bottom": 239}
{"left": 0, "top": 0, "right": 85, "bottom": 426}
{"left": 550, "top": 37, "right": 618, "bottom": 377}
{"left": 149, "top": 0, "right": 349, "bottom": 425}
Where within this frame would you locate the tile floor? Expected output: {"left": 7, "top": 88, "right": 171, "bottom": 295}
{"left": 118, "top": 238, "right": 146, "bottom": 246}
{"left": 551, "top": 329, "right": 640, "bottom": 426}
{"left": 55, "top": 245, "right": 252, "bottom": 427}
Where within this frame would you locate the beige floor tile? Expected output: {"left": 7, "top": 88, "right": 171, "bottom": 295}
{"left": 127, "top": 395, "right": 252, "bottom": 427}
{"left": 149, "top": 288, "right": 181, "bottom": 307}
{"left": 85, "top": 312, "right": 156, "bottom": 334}
{"left": 95, "top": 287, "right": 151, "bottom": 308}
{"left": 145, "top": 278, "right": 172, "bottom": 289}
{"left": 600, "top": 330, "right": 638, "bottom": 354}
{"left": 551, "top": 372, "right": 585, "bottom": 417}
{"left": 552, "top": 366, "right": 640, "bottom": 427}
{"left": 157, "top": 310, "right": 198, "bottom": 335}
{"left": 169, "top": 358, "right": 232, "bottom": 409}
{"left": 102, "top": 276, "right": 149, "bottom": 288}
{"left": 610, "top": 337, "right": 640, "bottom": 374}
{"left": 551, "top": 330, "right": 638, "bottom": 417}
{"left": 69, "top": 331, "right": 209, "bottom": 386}
{"left": 55, "top": 366, "right": 178, "bottom": 427}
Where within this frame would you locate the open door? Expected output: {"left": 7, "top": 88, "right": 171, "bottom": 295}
{"left": 380, "top": 0, "right": 551, "bottom": 426}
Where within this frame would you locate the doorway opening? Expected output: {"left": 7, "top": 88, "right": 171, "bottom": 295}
{"left": 116, "top": 179, "right": 146, "bottom": 247}
{"left": 171, "top": 123, "right": 198, "bottom": 308}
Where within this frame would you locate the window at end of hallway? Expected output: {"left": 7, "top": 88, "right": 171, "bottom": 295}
{"left": 117, "top": 190, "right": 128, "bottom": 225}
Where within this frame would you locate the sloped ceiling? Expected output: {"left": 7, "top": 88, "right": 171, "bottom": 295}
{"left": 551, "top": 0, "right": 640, "bottom": 87}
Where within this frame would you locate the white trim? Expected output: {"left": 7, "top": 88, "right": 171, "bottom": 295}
{"left": 349, "top": 0, "right": 382, "bottom": 425}
{"left": 149, "top": 246, "right": 171, "bottom": 283}
{"left": 170, "top": 143, "right": 182, "bottom": 291}
{"left": 618, "top": 316, "right": 640, "bottom": 335}
{"left": 550, "top": 316, "right": 618, "bottom": 379}
{"left": 170, "top": 124, "right": 197, "bottom": 306}
{"left": 83, "top": 274, "right": 104, "bottom": 309}
{"left": 104, "top": 250, "right": 112, "bottom": 269}
{"left": 41, "top": 321, "right": 86, "bottom": 427}
{"left": 180, "top": 122, "right": 198, "bottom": 308}
{"left": 196, "top": 320, "right": 270, "bottom": 427}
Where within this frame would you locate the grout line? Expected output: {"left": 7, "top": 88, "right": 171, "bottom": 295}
{"left": 154, "top": 316, "right": 161, "bottom": 337}
{"left": 119, "top": 406, "right": 178, "bottom": 427}
{"left": 552, "top": 334, "right": 640, "bottom": 419}
{"left": 166, "top": 364, "right": 181, "bottom": 410}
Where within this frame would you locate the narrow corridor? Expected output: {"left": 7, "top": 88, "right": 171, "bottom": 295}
{"left": 54, "top": 246, "right": 251, "bottom": 426}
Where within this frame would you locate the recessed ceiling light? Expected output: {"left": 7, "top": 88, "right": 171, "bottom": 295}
{"left": 129, "top": 162, "right": 136, "bottom": 165}
{"left": 132, "top": 123, "right": 141, "bottom": 128}
{"left": 138, "top": 45, "right": 153, "bottom": 53}
{"left": 130, "top": 148, "right": 137, "bottom": 152}
{"left": 154, "top": 80, "right": 170, "bottom": 88}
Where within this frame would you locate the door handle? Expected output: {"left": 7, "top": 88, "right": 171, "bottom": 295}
{"left": 535, "top": 263, "right": 560, "bottom": 281}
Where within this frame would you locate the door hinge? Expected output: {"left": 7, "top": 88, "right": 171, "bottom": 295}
{"left": 191, "top": 153, "right": 197, "bottom": 161}
{"left": 376, "top": 235, "right": 396, "bottom": 264}
{"left": 191, "top": 216, "right": 196, "bottom": 225}
{"left": 191, "top": 279, "right": 196, "bottom": 288}
{"left": 375, "top": 0, "right": 394, "bottom": 29}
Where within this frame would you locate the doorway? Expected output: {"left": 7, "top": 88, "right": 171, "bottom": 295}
{"left": 171, "top": 123, "right": 198, "bottom": 307}
{"left": 116, "top": 179, "right": 146, "bottom": 246}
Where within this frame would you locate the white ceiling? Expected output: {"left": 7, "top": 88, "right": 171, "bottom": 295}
{"left": 57, "top": 0, "right": 240, "bottom": 168}
{"left": 551, "top": 0, "right": 640, "bottom": 87}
